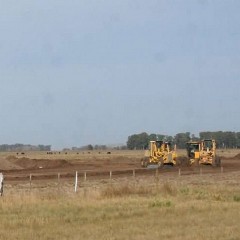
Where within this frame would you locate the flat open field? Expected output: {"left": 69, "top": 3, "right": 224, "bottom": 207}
{"left": 1, "top": 149, "right": 240, "bottom": 240}
{"left": 0, "top": 149, "right": 240, "bottom": 182}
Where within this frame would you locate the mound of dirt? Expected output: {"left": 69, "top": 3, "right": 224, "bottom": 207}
{"left": 0, "top": 157, "right": 23, "bottom": 171}
{"left": 7, "top": 157, "right": 72, "bottom": 170}
{"left": 232, "top": 153, "right": 240, "bottom": 160}
{"left": 177, "top": 156, "right": 190, "bottom": 166}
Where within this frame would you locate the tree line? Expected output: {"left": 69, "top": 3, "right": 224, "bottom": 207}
{"left": 71, "top": 144, "right": 108, "bottom": 151}
{"left": 127, "top": 131, "right": 240, "bottom": 149}
{"left": 0, "top": 144, "right": 51, "bottom": 152}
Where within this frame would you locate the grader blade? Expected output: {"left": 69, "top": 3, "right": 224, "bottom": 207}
{"left": 147, "top": 164, "right": 159, "bottom": 169}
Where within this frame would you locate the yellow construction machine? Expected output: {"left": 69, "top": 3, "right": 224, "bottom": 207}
{"left": 141, "top": 140, "right": 177, "bottom": 168}
{"left": 186, "top": 139, "right": 221, "bottom": 166}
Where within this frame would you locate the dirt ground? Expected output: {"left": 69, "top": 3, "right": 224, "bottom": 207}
{"left": 0, "top": 149, "right": 240, "bottom": 182}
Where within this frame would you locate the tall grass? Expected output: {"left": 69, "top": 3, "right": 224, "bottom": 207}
{"left": 1, "top": 179, "right": 240, "bottom": 240}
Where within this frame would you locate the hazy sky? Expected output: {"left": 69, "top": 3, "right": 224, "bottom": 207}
{"left": 0, "top": 0, "right": 240, "bottom": 149}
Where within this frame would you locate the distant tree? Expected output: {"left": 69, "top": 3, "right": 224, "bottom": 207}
{"left": 191, "top": 134, "right": 200, "bottom": 142}
{"left": 94, "top": 145, "right": 107, "bottom": 150}
{"left": 199, "top": 131, "right": 238, "bottom": 148}
{"left": 165, "top": 135, "right": 174, "bottom": 143}
{"left": 127, "top": 132, "right": 149, "bottom": 150}
{"left": 199, "top": 131, "right": 213, "bottom": 140}
{"left": 148, "top": 133, "right": 157, "bottom": 141}
{"left": 87, "top": 144, "right": 94, "bottom": 151}
{"left": 236, "top": 132, "right": 240, "bottom": 148}
{"left": 0, "top": 144, "right": 51, "bottom": 152}
{"left": 174, "top": 132, "right": 191, "bottom": 149}
{"left": 148, "top": 134, "right": 173, "bottom": 142}
{"left": 120, "top": 145, "right": 128, "bottom": 150}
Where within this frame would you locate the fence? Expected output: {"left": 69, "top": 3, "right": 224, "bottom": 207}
{"left": 0, "top": 165, "right": 231, "bottom": 195}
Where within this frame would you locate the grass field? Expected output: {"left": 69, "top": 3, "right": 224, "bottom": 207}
{"left": 1, "top": 171, "right": 240, "bottom": 240}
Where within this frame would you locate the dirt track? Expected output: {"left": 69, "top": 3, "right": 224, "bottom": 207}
{"left": 0, "top": 151, "right": 240, "bottom": 182}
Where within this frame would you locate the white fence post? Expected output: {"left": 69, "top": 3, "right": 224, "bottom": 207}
{"left": 0, "top": 173, "right": 3, "bottom": 197}
{"left": 178, "top": 168, "right": 181, "bottom": 177}
{"left": 74, "top": 171, "right": 78, "bottom": 193}
{"left": 30, "top": 174, "right": 32, "bottom": 191}
{"left": 57, "top": 173, "right": 60, "bottom": 191}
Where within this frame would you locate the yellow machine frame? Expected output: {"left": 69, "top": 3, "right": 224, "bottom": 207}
{"left": 187, "top": 139, "right": 220, "bottom": 166}
{"left": 141, "top": 140, "right": 177, "bottom": 168}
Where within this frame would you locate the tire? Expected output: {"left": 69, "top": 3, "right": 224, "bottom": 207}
{"left": 177, "top": 156, "right": 189, "bottom": 166}
{"left": 215, "top": 156, "right": 221, "bottom": 167}
{"left": 193, "top": 159, "right": 199, "bottom": 168}
{"left": 141, "top": 157, "right": 149, "bottom": 168}
{"left": 157, "top": 157, "right": 164, "bottom": 168}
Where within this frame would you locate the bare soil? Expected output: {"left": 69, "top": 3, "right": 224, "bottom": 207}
{"left": 0, "top": 150, "right": 240, "bottom": 182}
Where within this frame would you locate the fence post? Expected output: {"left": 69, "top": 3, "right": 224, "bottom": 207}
{"left": 74, "top": 171, "right": 78, "bottom": 193}
{"left": 178, "top": 168, "right": 181, "bottom": 177}
{"left": 110, "top": 171, "right": 112, "bottom": 180}
{"left": 29, "top": 174, "right": 32, "bottom": 191}
{"left": 133, "top": 169, "right": 136, "bottom": 178}
{"left": 84, "top": 172, "right": 87, "bottom": 182}
{"left": 57, "top": 173, "right": 60, "bottom": 191}
{"left": 0, "top": 173, "right": 3, "bottom": 197}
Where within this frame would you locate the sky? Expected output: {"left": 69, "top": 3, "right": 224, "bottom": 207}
{"left": 0, "top": 0, "right": 240, "bottom": 149}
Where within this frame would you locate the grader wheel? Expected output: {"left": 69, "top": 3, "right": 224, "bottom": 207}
{"left": 157, "top": 157, "right": 164, "bottom": 168}
{"left": 213, "top": 156, "right": 221, "bottom": 167}
{"left": 141, "top": 157, "right": 149, "bottom": 168}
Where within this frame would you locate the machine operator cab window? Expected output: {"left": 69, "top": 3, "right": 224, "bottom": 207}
{"left": 156, "top": 141, "right": 164, "bottom": 149}
{"left": 189, "top": 144, "right": 199, "bottom": 153}
{"left": 187, "top": 143, "right": 200, "bottom": 158}
{"left": 165, "top": 142, "right": 172, "bottom": 151}
{"left": 203, "top": 140, "right": 213, "bottom": 151}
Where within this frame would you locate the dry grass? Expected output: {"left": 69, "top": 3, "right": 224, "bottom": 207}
{"left": 0, "top": 150, "right": 146, "bottom": 161}
{"left": 1, "top": 174, "right": 240, "bottom": 240}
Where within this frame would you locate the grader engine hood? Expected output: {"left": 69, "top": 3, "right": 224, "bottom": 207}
{"left": 200, "top": 151, "right": 214, "bottom": 164}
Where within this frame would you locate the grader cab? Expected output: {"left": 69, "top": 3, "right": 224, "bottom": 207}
{"left": 186, "top": 141, "right": 201, "bottom": 165}
{"left": 141, "top": 140, "right": 177, "bottom": 168}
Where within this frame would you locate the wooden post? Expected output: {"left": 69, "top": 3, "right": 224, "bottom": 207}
{"left": 133, "top": 169, "right": 136, "bottom": 178}
{"left": 57, "top": 173, "right": 60, "bottom": 191}
{"left": 84, "top": 172, "right": 87, "bottom": 182}
{"left": 74, "top": 171, "right": 78, "bottom": 193}
{"left": 0, "top": 173, "right": 3, "bottom": 197}
{"left": 110, "top": 171, "right": 112, "bottom": 180}
{"left": 200, "top": 167, "right": 202, "bottom": 176}
{"left": 30, "top": 174, "right": 32, "bottom": 191}
{"left": 178, "top": 168, "right": 181, "bottom": 177}
{"left": 221, "top": 166, "right": 223, "bottom": 174}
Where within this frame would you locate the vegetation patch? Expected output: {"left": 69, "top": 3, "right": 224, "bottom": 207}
{"left": 233, "top": 195, "right": 240, "bottom": 202}
{"left": 148, "top": 199, "right": 173, "bottom": 208}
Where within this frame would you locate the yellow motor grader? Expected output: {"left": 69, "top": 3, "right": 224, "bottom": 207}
{"left": 141, "top": 140, "right": 177, "bottom": 168}
{"left": 186, "top": 139, "right": 221, "bottom": 166}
